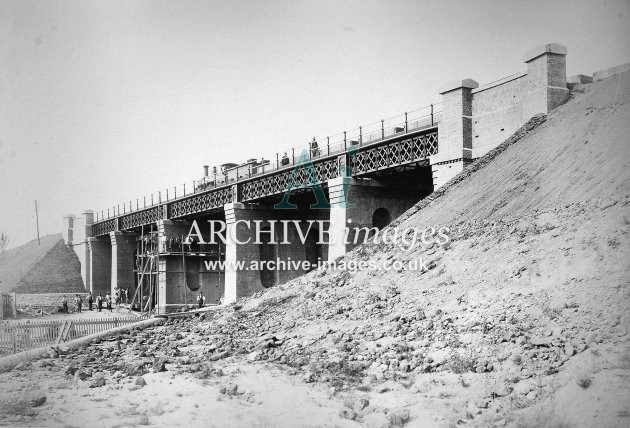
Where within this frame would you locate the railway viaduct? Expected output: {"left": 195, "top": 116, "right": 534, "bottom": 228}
{"left": 62, "top": 44, "right": 569, "bottom": 312}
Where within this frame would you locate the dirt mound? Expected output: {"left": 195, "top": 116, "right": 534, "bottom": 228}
{"left": 0, "top": 234, "right": 84, "bottom": 294}
{"left": 1, "top": 72, "right": 629, "bottom": 427}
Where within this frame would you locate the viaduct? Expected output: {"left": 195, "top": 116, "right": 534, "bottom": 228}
{"left": 62, "top": 44, "right": 570, "bottom": 312}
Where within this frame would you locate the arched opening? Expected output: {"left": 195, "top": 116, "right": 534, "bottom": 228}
{"left": 259, "top": 227, "right": 277, "bottom": 288}
{"left": 372, "top": 207, "right": 391, "bottom": 230}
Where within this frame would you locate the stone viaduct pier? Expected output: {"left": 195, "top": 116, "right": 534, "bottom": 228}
{"left": 63, "top": 44, "right": 569, "bottom": 312}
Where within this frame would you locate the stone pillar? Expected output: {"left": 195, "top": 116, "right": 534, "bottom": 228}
{"left": 62, "top": 214, "right": 75, "bottom": 245}
{"left": 431, "top": 78, "right": 478, "bottom": 189}
{"left": 223, "top": 202, "right": 263, "bottom": 304}
{"left": 327, "top": 177, "right": 352, "bottom": 260}
{"left": 83, "top": 210, "right": 94, "bottom": 238}
{"left": 73, "top": 210, "right": 94, "bottom": 290}
{"left": 523, "top": 43, "right": 569, "bottom": 118}
{"left": 110, "top": 231, "right": 137, "bottom": 294}
{"left": 87, "top": 237, "right": 111, "bottom": 296}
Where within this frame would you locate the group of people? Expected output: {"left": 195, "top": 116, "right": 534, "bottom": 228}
{"left": 60, "top": 294, "right": 84, "bottom": 314}
{"left": 59, "top": 287, "right": 131, "bottom": 314}
{"left": 279, "top": 138, "right": 321, "bottom": 166}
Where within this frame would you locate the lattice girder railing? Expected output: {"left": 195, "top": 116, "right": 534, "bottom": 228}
{"left": 92, "top": 219, "right": 116, "bottom": 237}
{"left": 351, "top": 130, "right": 438, "bottom": 175}
{"left": 241, "top": 157, "right": 339, "bottom": 201}
{"left": 90, "top": 128, "right": 438, "bottom": 236}
{"left": 169, "top": 187, "right": 233, "bottom": 218}
{"left": 120, "top": 207, "right": 161, "bottom": 230}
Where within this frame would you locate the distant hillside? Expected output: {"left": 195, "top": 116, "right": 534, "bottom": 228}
{"left": 0, "top": 234, "right": 85, "bottom": 294}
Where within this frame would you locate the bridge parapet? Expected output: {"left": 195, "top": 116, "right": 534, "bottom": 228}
{"left": 89, "top": 107, "right": 440, "bottom": 237}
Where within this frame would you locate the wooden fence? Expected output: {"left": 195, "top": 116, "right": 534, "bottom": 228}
{"left": 0, "top": 316, "right": 144, "bottom": 356}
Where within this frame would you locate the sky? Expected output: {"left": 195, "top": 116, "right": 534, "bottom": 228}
{"left": 0, "top": 0, "right": 629, "bottom": 249}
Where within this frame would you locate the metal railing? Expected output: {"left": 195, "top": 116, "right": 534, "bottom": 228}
{"left": 0, "top": 316, "right": 143, "bottom": 356}
{"left": 93, "top": 103, "right": 441, "bottom": 223}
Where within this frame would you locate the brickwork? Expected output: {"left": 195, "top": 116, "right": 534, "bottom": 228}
{"left": 62, "top": 215, "right": 74, "bottom": 245}
{"left": 328, "top": 177, "right": 426, "bottom": 259}
{"left": 223, "top": 203, "right": 329, "bottom": 303}
{"left": 223, "top": 203, "right": 266, "bottom": 304}
{"left": 436, "top": 43, "right": 569, "bottom": 170}
{"left": 110, "top": 231, "right": 138, "bottom": 295}
{"left": 471, "top": 74, "right": 527, "bottom": 159}
{"left": 16, "top": 292, "right": 90, "bottom": 311}
{"left": 432, "top": 160, "right": 465, "bottom": 190}
{"left": 67, "top": 211, "right": 94, "bottom": 289}
{"left": 88, "top": 237, "right": 111, "bottom": 296}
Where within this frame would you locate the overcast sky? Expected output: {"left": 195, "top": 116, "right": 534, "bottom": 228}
{"left": 1, "top": 0, "right": 629, "bottom": 248}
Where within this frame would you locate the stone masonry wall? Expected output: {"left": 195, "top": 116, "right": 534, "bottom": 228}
{"left": 16, "top": 292, "right": 91, "bottom": 311}
{"left": 471, "top": 74, "right": 527, "bottom": 159}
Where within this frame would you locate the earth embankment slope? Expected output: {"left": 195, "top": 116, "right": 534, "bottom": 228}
{"left": 231, "top": 71, "right": 630, "bottom": 426}
{"left": 0, "top": 234, "right": 84, "bottom": 293}
{"left": 399, "top": 70, "right": 630, "bottom": 226}
{"left": 0, "top": 72, "right": 628, "bottom": 427}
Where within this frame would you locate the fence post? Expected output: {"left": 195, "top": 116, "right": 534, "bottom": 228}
{"left": 11, "top": 293, "right": 16, "bottom": 318}
{"left": 431, "top": 104, "right": 434, "bottom": 127}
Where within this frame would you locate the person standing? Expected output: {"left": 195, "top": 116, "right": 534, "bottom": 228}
{"left": 196, "top": 292, "right": 205, "bottom": 309}
{"left": 88, "top": 293, "right": 93, "bottom": 311}
{"left": 125, "top": 288, "right": 129, "bottom": 305}
{"left": 74, "top": 294, "right": 82, "bottom": 313}
{"left": 62, "top": 296, "right": 68, "bottom": 315}
{"left": 310, "top": 138, "right": 320, "bottom": 157}
{"left": 96, "top": 293, "right": 103, "bottom": 312}
{"left": 105, "top": 292, "right": 112, "bottom": 312}
{"left": 281, "top": 152, "right": 290, "bottom": 166}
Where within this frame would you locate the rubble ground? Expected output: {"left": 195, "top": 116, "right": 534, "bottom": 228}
{"left": 1, "top": 73, "right": 629, "bottom": 427}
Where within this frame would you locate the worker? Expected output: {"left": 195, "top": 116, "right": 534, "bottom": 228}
{"left": 197, "top": 292, "right": 205, "bottom": 309}
{"left": 310, "top": 138, "right": 320, "bottom": 157}
{"left": 281, "top": 152, "right": 290, "bottom": 166}
{"left": 96, "top": 293, "right": 103, "bottom": 312}
{"left": 74, "top": 294, "right": 82, "bottom": 313}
